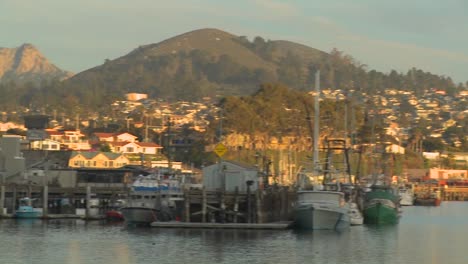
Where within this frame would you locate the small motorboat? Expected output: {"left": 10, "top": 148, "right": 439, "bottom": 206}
{"left": 105, "top": 199, "right": 126, "bottom": 221}
{"left": 15, "top": 197, "right": 42, "bottom": 219}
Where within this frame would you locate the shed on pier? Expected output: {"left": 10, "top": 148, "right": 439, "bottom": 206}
{"left": 202, "top": 160, "right": 260, "bottom": 193}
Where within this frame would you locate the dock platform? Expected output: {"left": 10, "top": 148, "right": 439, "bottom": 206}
{"left": 150, "top": 221, "right": 293, "bottom": 230}
{"left": 0, "top": 214, "right": 105, "bottom": 220}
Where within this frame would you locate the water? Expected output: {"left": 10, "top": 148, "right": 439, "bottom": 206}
{"left": 1, "top": 202, "right": 467, "bottom": 264}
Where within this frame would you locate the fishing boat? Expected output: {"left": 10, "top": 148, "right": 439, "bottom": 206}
{"left": 414, "top": 190, "right": 441, "bottom": 206}
{"left": 362, "top": 183, "right": 400, "bottom": 224}
{"left": 398, "top": 185, "right": 415, "bottom": 206}
{"left": 14, "top": 197, "right": 42, "bottom": 219}
{"left": 293, "top": 138, "right": 355, "bottom": 230}
{"left": 120, "top": 172, "right": 184, "bottom": 225}
{"left": 294, "top": 190, "right": 350, "bottom": 230}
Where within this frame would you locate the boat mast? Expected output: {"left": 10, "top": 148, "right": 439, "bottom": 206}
{"left": 313, "top": 71, "right": 320, "bottom": 175}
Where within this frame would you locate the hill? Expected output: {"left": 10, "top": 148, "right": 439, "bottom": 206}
{"left": 0, "top": 44, "right": 72, "bottom": 84}
{"left": 64, "top": 28, "right": 328, "bottom": 105}
{"left": 0, "top": 28, "right": 461, "bottom": 113}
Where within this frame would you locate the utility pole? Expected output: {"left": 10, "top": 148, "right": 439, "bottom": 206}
{"left": 167, "top": 117, "right": 173, "bottom": 169}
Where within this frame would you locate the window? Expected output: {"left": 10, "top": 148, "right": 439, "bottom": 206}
{"left": 126, "top": 147, "right": 134, "bottom": 152}
{"left": 51, "top": 145, "right": 58, "bottom": 149}
{"left": 93, "top": 161, "right": 97, "bottom": 167}
{"left": 109, "top": 161, "right": 114, "bottom": 167}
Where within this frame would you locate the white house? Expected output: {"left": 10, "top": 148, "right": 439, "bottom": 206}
{"left": 93, "top": 132, "right": 138, "bottom": 143}
{"left": 109, "top": 141, "right": 162, "bottom": 154}
{"left": 30, "top": 139, "right": 61, "bottom": 151}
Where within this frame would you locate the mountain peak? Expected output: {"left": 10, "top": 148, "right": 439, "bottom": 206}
{"left": 19, "top": 43, "right": 36, "bottom": 49}
{"left": 0, "top": 43, "right": 72, "bottom": 84}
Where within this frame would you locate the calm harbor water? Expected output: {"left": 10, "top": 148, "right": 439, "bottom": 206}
{"left": 1, "top": 202, "right": 467, "bottom": 264}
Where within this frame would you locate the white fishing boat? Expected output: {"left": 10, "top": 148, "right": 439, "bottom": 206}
{"left": 121, "top": 172, "right": 185, "bottom": 225}
{"left": 398, "top": 185, "right": 415, "bottom": 206}
{"left": 294, "top": 190, "right": 350, "bottom": 230}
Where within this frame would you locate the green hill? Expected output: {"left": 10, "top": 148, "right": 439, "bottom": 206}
{"left": 64, "top": 28, "right": 327, "bottom": 105}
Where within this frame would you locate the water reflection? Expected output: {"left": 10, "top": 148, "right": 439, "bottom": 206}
{"left": 1, "top": 204, "right": 468, "bottom": 264}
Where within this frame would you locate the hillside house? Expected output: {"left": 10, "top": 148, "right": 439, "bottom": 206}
{"left": 45, "top": 129, "right": 91, "bottom": 150}
{"left": 109, "top": 141, "right": 162, "bottom": 155}
{"left": 30, "top": 139, "right": 61, "bottom": 151}
{"left": 68, "top": 151, "right": 129, "bottom": 168}
{"left": 92, "top": 132, "right": 138, "bottom": 143}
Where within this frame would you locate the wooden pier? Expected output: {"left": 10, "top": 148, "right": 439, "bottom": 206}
{"left": 0, "top": 183, "right": 297, "bottom": 224}
{"left": 150, "top": 221, "right": 293, "bottom": 229}
{"left": 413, "top": 185, "right": 468, "bottom": 201}
{"left": 181, "top": 186, "right": 295, "bottom": 224}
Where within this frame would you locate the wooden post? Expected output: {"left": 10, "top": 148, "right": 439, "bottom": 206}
{"left": 256, "top": 189, "right": 262, "bottom": 223}
{"left": 184, "top": 189, "right": 190, "bottom": 222}
{"left": 85, "top": 185, "right": 91, "bottom": 220}
{"left": 233, "top": 186, "right": 239, "bottom": 223}
{"left": 0, "top": 185, "right": 5, "bottom": 217}
{"left": 220, "top": 190, "right": 226, "bottom": 223}
{"left": 246, "top": 182, "right": 252, "bottom": 223}
{"left": 27, "top": 184, "right": 32, "bottom": 198}
{"left": 42, "top": 165, "right": 48, "bottom": 218}
{"left": 0, "top": 171, "right": 4, "bottom": 217}
{"left": 202, "top": 187, "right": 207, "bottom": 223}
{"left": 12, "top": 185, "right": 17, "bottom": 213}
{"left": 281, "top": 187, "right": 287, "bottom": 220}
{"left": 42, "top": 185, "right": 48, "bottom": 218}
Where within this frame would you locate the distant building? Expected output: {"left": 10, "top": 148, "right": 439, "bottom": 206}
{"left": 202, "top": 160, "right": 261, "bottom": 192}
{"left": 126, "top": 93, "right": 148, "bottom": 101}
{"left": 68, "top": 151, "right": 129, "bottom": 168}
{"left": 23, "top": 115, "right": 49, "bottom": 130}
{"left": 109, "top": 141, "right": 162, "bottom": 155}
{"left": 30, "top": 139, "right": 61, "bottom": 151}
{"left": 0, "top": 122, "right": 25, "bottom": 132}
{"left": 92, "top": 132, "right": 138, "bottom": 143}
{"left": 0, "top": 135, "right": 26, "bottom": 179}
{"left": 429, "top": 168, "right": 468, "bottom": 180}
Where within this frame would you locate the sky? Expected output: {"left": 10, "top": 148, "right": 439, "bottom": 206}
{"left": 1, "top": 0, "right": 467, "bottom": 83}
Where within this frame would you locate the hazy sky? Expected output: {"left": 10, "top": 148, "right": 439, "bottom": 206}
{"left": 1, "top": 0, "right": 467, "bottom": 83}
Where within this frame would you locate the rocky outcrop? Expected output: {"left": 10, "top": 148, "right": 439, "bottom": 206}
{"left": 0, "top": 43, "right": 72, "bottom": 84}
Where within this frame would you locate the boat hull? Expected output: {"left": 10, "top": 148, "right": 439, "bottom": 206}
{"left": 399, "top": 194, "right": 414, "bottom": 206}
{"left": 363, "top": 200, "right": 399, "bottom": 224}
{"left": 414, "top": 198, "right": 441, "bottom": 206}
{"left": 348, "top": 203, "right": 364, "bottom": 225}
{"left": 105, "top": 210, "right": 125, "bottom": 221}
{"left": 15, "top": 206, "right": 42, "bottom": 219}
{"left": 294, "top": 205, "right": 350, "bottom": 230}
{"left": 121, "top": 207, "right": 157, "bottom": 225}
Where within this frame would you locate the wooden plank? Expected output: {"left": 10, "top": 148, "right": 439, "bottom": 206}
{"left": 150, "top": 221, "right": 293, "bottom": 230}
